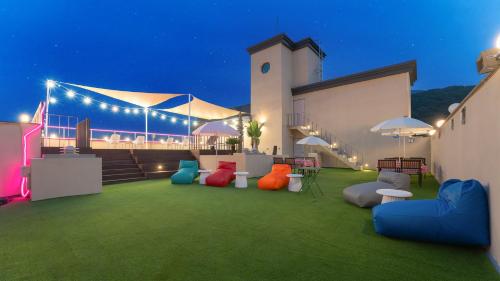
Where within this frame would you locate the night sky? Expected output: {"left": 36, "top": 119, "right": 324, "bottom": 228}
{"left": 0, "top": 0, "right": 499, "bottom": 134}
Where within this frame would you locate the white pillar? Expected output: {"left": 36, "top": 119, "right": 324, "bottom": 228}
{"left": 188, "top": 94, "right": 192, "bottom": 148}
{"left": 44, "top": 85, "right": 51, "bottom": 138}
{"left": 144, "top": 107, "right": 148, "bottom": 148}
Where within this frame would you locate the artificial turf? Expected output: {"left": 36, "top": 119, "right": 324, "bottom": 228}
{"left": 0, "top": 168, "right": 498, "bottom": 281}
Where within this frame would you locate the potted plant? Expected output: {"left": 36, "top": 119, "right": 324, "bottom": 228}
{"left": 246, "top": 120, "right": 263, "bottom": 152}
{"left": 226, "top": 137, "right": 239, "bottom": 153}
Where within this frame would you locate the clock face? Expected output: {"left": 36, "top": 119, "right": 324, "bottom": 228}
{"left": 261, "top": 62, "right": 270, "bottom": 74}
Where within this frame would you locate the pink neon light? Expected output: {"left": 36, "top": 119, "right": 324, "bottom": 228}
{"left": 47, "top": 125, "right": 187, "bottom": 137}
{"left": 21, "top": 103, "right": 46, "bottom": 197}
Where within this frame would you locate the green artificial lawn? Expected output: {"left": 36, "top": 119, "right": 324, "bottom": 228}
{"left": 0, "top": 168, "right": 498, "bottom": 281}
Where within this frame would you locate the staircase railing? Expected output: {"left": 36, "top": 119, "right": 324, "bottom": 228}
{"left": 287, "top": 113, "right": 365, "bottom": 168}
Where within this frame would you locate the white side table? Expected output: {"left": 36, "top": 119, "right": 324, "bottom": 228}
{"left": 376, "top": 189, "right": 413, "bottom": 204}
{"left": 286, "top": 174, "right": 303, "bottom": 192}
{"left": 198, "top": 170, "right": 212, "bottom": 185}
{"left": 234, "top": 172, "right": 249, "bottom": 188}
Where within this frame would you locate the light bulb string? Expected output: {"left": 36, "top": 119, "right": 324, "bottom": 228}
{"left": 50, "top": 82, "right": 197, "bottom": 125}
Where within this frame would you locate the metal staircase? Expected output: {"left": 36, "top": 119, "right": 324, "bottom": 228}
{"left": 287, "top": 113, "right": 365, "bottom": 170}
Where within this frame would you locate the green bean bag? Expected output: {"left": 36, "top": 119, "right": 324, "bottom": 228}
{"left": 171, "top": 160, "right": 199, "bottom": 184}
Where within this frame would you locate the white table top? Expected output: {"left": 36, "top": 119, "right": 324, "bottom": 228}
{"left": 198, "top": 169, "right": 212, "bottom": 173}
{"left": 234, "top": 171, "right": 249, "bottom": 175}
{"left": 286, "top": 173, "right": 304, "bottom": 178}
{"left": 376, "top": 189, "right": 413, "bottom": 198}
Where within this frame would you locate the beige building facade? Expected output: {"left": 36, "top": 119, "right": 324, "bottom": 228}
{"left": 431, "top": 67, "right": 500, "bottom": 270}
{"left": 248, "top": 34, "right": 430, "bottom": 168}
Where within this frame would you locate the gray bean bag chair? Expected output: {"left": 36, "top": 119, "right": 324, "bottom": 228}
{"left": 343, "top": 172, "right": 410, "bottom": 208}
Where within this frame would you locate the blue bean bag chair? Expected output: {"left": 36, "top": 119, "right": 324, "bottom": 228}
{"left": 171, "top": 160, "right": 199, "bottom": 184}
{"left": 373, "top": 179, "right": 490, "bottom": 246}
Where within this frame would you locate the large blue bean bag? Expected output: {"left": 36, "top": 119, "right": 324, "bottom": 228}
{"left": 171, "top": 160, "right": 199, "bottom": 184}
{"left": 373, "top": 179, "right": 490, "bottom": 246}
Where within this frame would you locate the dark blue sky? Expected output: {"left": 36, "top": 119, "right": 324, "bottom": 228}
{"left": 1, "top": 0, "right": 499, "bottom": 133}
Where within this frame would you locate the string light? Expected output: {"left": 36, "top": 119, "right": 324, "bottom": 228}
{"left": 54, "top": 84, "right": 196, "bottom": 125}
{"left": 50, "top": 133, "right": 58, "bottom": 139}
{"left": 66, "top": 90, "right": 75, "bottom": 98}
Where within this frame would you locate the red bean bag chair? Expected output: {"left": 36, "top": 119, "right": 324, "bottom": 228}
{"left": 205, "top": 161, "right": 237, "bottom": 187}
{"left": 258, "top": 164, "right": 292, "bottom": 190}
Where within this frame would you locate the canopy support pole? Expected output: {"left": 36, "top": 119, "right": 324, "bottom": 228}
{"left": 145, "top": 107, "right": 148, "bottom": 148}
{"left": 188, "top": 94, "right": 192, "bottom": 148}
{"left": 44, "top": 84, "right": 51, "bottom": 139}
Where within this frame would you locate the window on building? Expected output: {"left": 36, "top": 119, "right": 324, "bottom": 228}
{"left": 261, "top": 62, "right": 270, "bottom": 74}
{"left": 451, "top": 118, "right": 455, "bottom": 130}
{"left": 461, "top": 107, "right": 466, "bottom": 125}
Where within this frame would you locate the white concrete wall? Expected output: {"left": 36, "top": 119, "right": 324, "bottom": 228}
{"left": 431, "top": 68, "right": 500, "bottom": 269}
{"left": 199, "top": 153, "right": 273, "bottom": 178}
{"left": 292, "top": 47, "right": 322, "bottom": 87}
{"left": 0, "top": 122, "right": 41, "bottom": 197}
{"left": 30, "top": 156, "right": 102, "bottom": 201}
{"left": 294, "top": 73, "right": 429, "bottom": 168}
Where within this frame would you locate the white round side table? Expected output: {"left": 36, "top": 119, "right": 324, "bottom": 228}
{"left": 234, "top": 172, "right": 249, "bottom": 188}
{"left": 286, "top": 174, "right": 304, "bottom": 192}
{"left": 198, "top": 170, "right": 212, "bottom": 185}
{"left": 376, "top": 189, "right": 413, "bottom": 204}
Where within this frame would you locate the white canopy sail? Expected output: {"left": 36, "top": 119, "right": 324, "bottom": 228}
{"left": 63, "top": 82, "right": 184, "bottom": 108}
{"left": 160, "top": 97, "right": 240, "bottom": 120}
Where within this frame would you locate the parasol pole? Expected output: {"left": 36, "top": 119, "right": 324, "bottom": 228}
{"left": 398, "top": 128, "right": 401, "bottom": 159}
{"left": 403, "top": 135, "right": 406, "bottom": 158}
{"left": 188, "top": 94, "right": 192, "bottom": 148}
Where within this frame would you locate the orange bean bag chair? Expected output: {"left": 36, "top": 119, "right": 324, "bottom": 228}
{"left": 258, "top": 164, "right": 292, "bottom": 190}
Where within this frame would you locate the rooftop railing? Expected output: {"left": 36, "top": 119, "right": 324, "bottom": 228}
{"left": 43, "top": 125, "right": 235, "bottom": 151}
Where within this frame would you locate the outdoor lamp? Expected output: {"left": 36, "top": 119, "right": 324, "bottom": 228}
{"left": 46, "top": 80, "right": 56, "bottom": 88}
{"left": 435, "top": 119, "right": 445, "bottom": 128}
{"left": 19, "top": 113, "right": 30, "bottom": 123}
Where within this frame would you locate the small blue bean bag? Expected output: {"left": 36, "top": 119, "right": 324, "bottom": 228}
{"left": 373, "top": 179, "right": 490, "bottom": 246}
{"left": 171, "top": 160, "right": 199, "bottom": 184}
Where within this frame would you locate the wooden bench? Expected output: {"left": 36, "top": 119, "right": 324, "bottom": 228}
{"left": 378, "top": 159, "right": 424, "bottom": 187}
